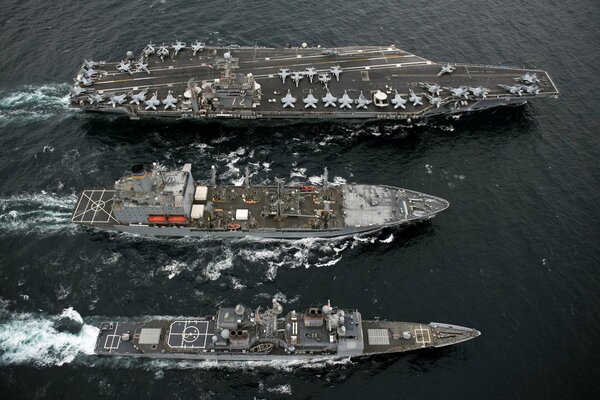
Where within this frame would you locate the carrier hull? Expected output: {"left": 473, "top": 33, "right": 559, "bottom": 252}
{"left": 70, "top": 44, "right": 558, "bottom": 122}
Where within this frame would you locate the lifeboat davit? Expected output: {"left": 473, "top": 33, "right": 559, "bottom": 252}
{"left": 167, "top": 215, "right": 188, "bottom": 224}
{"left": 300, "top": 185, "right": 316, "bottom": 192}
{"left": 227, "top": 223, "right": 241, "bottom": 231}
{"left": 148, "top": 215, "right": 167, "bottom": 223}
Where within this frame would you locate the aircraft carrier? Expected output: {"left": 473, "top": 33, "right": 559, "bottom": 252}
{"left": 69, "top": 42, "right": 559, "bottom": 121}
{"left": 71, "top": 162, "right": 449, "bottom": 239}
{"left": 94, "top": 298, "right": 480, "bottom": 361}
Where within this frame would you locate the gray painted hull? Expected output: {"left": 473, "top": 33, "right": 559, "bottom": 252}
{"left": 100, "top": 214, "right": 436, "bottom": 239}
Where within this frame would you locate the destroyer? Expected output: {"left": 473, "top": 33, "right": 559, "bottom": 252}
{"left": 94, "top": 298, "right": 480, "bottom": 361}
{"left": 70, "top": 42, "right": 558, "bottom": 121}
{"left": 71, "top": 163, "right": 448, "bottom": 238}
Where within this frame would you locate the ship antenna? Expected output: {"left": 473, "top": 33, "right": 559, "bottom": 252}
{"left": 245, "top": 166, "right": 251, "bottom": 189}
{"left": 211, "top": 165, "right": 217, "bottom": 187}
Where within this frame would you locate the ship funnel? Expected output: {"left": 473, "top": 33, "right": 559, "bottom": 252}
{"left": 131, "top": 164, "right": 145, "bottom": 176}
{"left": 131, "top": 164, "right": 153, "bottom": 193}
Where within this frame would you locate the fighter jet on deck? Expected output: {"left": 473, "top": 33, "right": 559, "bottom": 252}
{"left": 408, "top": 89, "right": 423, "bottom": 106}
{"left": 142, "top": 43, "right": 156, "bottom": 57}
{"left": 130, "top": 89, "right": 148, "bottom": 105}
{"left": 498, "top": 84, "right": 523, "bottom": 96}
{"left": 355, "top": 91, "right": 372, "bottom": 109}
{"left": 281, "top": 89, "right": 297, "bottom": 108}
{"left": 469, "top": 86, "right": 490, "bottom": 98}
{"left": 172, "top": 41, "right": 186, "bottom": 56}
{"left": 330, "top": 65, "right": 343, "bottom": 81}
{"left": 191, "top": 41, "right": 206, "bottom": 56}
{"left": 305, "top": 67, "right": 317, "bottom": 83}
{"left": 70, "top": 85, "right": 87, "bottom": 97}
{"left": 446, "top": 86, "right": 470, "bottom": 99}
{"left": 157, "top": 44, "right": 169, "bottom": 60}
{"left": 291, "top": 71, "right": 303, "bottom": 87}
{"left": 109, "top": 93, "right": 128, "bottom": 108}
{"left": 162, "top": 91, "right": 178, "bottom": 110}
{"left": 437, "top": 63, "right": 455, "bottom": 77}
{"left": 136, "top": 61, "right": 150, "bottom": 74}
{"left": 516, "top": 72, "right": 540, "bottom": 84}
{"left": 322, "top": 90, "right": 337, "bottom": 107}
{"left": 116, "top": 61, "right": 132, "bottom": 75}
{"left": 278, "top": 68, "right": 290, "bottom": 84}
{"left": 303, "top": 90, "right": 318, "bottom": 109}
{"left": 419, "top": 82, "right": 443, "bottom": 96}
{"left": 87, "top": 93, "right": 105, "bottom": 104}
{"left": 144, "top": 92, "right": 160, "bottom": 110}
{"left": 520, "top": 84, "right": 540, "bottom": 95}
{"left": 425, "top": 94, "right": 443, "bottom": 108}
{"left": 338, "top": 90, "right": 353, "bottom": 109}
{"left": 391, "top": 91, "right": 407, "bottom": 109}
{"left": 318, "top": 73, "right": 331, "bottom": 86}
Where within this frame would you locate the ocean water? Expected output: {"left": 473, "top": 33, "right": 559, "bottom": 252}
{"left": 0, "top": 0, "right": 599, "bottom": 398}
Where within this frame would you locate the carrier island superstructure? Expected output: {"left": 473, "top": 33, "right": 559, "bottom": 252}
{"left": 94, "top": 298, "right": 480, "bottom": 361}
{"left": 70, "top": 42, "right": 558, "bottom": 121}
{"left": 71, "top": 163, "right": 449, "bottom": 239}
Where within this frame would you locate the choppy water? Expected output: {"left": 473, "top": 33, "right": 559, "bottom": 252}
{"left": 0, "top": 0, "right": 599, "bottom": 398}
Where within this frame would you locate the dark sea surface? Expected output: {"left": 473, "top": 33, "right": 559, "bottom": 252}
{"left": 0, "top": 0, "right": 599, "bottom": 398}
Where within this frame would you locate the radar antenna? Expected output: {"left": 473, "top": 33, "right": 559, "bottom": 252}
{"left": 211, "top": 165, "right": 217, "bottom": 187}
{"left": 187, "top": 78, "right": 199, "bottom": 113}
{"left": 244, "top": 166, "right": 251, "bottom": 189}
{"left": 274, "top": 178, "right": 285, "bottom": 220}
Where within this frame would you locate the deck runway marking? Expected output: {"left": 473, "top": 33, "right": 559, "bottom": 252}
{"left": 97, "top": 54, "right": 421, "bottom": 82}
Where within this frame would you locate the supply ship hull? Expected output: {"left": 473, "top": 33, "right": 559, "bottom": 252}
{"left": 71, "top": 163, "right": 449, "bottom": 239}
{"left": 70, "top": 44, "right": 558, "bottom": 122}
{"left": 94, "top": 299, "right": 480, "bottom": 361}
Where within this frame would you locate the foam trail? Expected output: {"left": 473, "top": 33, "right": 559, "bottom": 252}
{"left": 0, "top": 308, "right": 98, "bottom": 367}
{"left": 139, "top": 354, "right": 353, "bottom": 372}
{"left": 0, "top": 84, "right": 71, "bottom": 125}
{"left": 0, "top": 193, "right": 77, "bottom": 235}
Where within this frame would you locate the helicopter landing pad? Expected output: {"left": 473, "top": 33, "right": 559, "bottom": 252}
{"left": 167, "top": 320, "right": 211, "bottom": 349}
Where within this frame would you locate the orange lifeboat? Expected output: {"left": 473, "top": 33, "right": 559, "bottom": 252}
{"left": 167, "top": 215, "right": 188, "bottom": 224}
{"left": 227, "top": 223, "right": 241, "bottom": 231}
{"left": 300, "top": 185, "right": 316, "bottom": 192}
{"left": 148, "top": 215, "right": 167, "bottom": 223}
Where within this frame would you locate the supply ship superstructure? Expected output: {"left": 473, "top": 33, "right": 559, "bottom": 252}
{"left": 70, "top": 42, "right": 558, "bottom": 121}
{"left": 71, "top": 163, "right": 449, "bottom": 238}
{"left": 94, "top": 298, "right": 480, "bottom": 361}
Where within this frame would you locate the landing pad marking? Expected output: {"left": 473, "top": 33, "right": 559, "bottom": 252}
{"left": 103, "top": 322, "right": 120, "bottom": 351}
{"left": 415, "top": 325, "right": 431, "bottom": 347}
{"left": 168, "top": 320, "right": 210, "bottom": 349}
{"left": 72, "top": 189, "right": 118, "bottom": 224}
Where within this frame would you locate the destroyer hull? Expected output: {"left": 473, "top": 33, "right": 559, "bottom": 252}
{"left": 94, "top": 319, "right": 480, "bottom": 361}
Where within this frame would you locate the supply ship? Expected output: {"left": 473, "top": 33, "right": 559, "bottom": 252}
{"left": 69, "top": 42, "right": 558, "bottom": 121}
{"left": 71, "top": 163, "right": 449, "bottom": 238}
{"left": 94, "top": 298, "right": 480, "bottom": 361}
